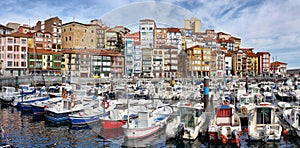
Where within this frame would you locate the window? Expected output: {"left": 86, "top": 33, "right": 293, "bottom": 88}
{"left": 21, "top": 54, "right": 26, "bottom": 59}
{"left": 21, "top": 39, "right": 26, "bottom": 44}
{"left": 65, "top": 37, "right": 68, "bottom": 42}
{"left": 91, "top": 30, "right": 94, "bottom": 33}
{"left": 69, "top": 36, "right": 71, "bottom": 41}
{"left": 21, "top": 62, "right": 26, "bottom": 67}
{"left": 7, "top": 38, "right": 13, "bottom": 44}
{"left": 7, "top": 46, "right": 13, "bottom": 51}
{"left": 70, "top": 28, "right": 72, "bottom": 31}
{"left": 7, "top": 61, "right": 12, "bottom": 66}
{"left": 21, "top": 47, "right": 26, "bottom": 52}
{"left": 256, "top": 108, "right": 271, "bottom": 124}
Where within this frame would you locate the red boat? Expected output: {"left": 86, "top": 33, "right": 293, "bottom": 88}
{"left": 99, "top": 119, "right": 127, "bottom": 129}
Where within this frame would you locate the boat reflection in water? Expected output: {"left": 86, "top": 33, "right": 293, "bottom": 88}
{"left": 98, "top": 128, "right": 124, "bottom": 140}
{"left": 122, "top": 126, "right": 167, "bottom": 147}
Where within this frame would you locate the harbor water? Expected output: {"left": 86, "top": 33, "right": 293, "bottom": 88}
{"left": 1, "top": 100, "right": 300, "bottom": 148}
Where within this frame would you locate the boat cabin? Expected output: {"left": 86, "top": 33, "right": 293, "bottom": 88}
{"left": 178, "top": 105, "right": 203, "bottom": 128}
{"left": 254, "top": 103, "right": 275, "bottom": 125}
{"left": 239, "top": 94, "right": 254, "bottom": 105}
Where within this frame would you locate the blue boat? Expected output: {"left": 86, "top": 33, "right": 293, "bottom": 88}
{"left": 31, "top": 97, "right": 63, "bottom": 115}
{"left": 44, "top": 94, "right": 84, "bottom": 123}
{"left": 69, "top": 100, "right": 111, "bottom": 125}
{"left": 16, "top": 95, "right": 49, "bottom": 109}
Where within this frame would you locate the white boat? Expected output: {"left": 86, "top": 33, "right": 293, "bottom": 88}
{"left": 248, "top": 102, "right": 282, "bottom": 142}
{"left": 282, "top": 107, "right": 300, "bottom": 137}
{"left": 277, "top": 101, "right": 293, "bottom": 109}
{"left": 208, "top": 100, "right": 242, "bottom": 146}
{"left": 0, "top": 87, "right": 20, "bottom": 104}
{"left": 237, "top": 93, "right": 256, "bottom": 115}
{"left": 122, "top": 105, "right": 173, "bottom": 139}
{"left": 69, "top": 99, "right": 114, "bottom": 125}
{"left": 44, "top": 92, "right": 84, "bottom": 123}
{"left": 31, "top": 97, "right": 63, "bottom": 115}
{"left": 174, "top": 102, "right": 207, "bottom": 140}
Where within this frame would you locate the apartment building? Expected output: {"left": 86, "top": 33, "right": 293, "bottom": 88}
{"left": 0, "top": 33, "right": 28, "bottom": 76}
{"left": 184, "top": 17, "right": 201, "bottom": 34}
{"left": 27, "top": 48, "right": 61, "bottom": 75}
{"left": 256, "top": 52, "right": 271, "bottom": 76}
{"left": 35, "top": 16, "right": 62, "bottom": 51}
{"left": 140, "top": 19, "right": 156, "bottom": 48}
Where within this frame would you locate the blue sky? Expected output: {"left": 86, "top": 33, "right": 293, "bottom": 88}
{"left": 1, "top": 0, "right": 300, "bottom": 69}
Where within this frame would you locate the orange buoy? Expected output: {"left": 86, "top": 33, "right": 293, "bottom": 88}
{"left": 244, "top": 127, "right": 249, "bottom": 133}
{"left": 282, "top": 129, "right": 288, "bottom": 135}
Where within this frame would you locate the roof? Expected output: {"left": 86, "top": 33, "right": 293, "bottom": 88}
{"left": 28, "top": 48, "right": 62, "bottom": 54}
{"left": 0, "top": 24, "right": 14, "bottom": 30}
{"left": 245, "top": 52, "right": 258, "bottom": 57}
{"left": 0, "top": 32, "right": 29, "bottom": 38}
{"left": 256, "top": 52, "right": 270, "bottom": 55}
{"left": 186, "top": 45, "right": 203, "bottom": 50}
{"left": 270, "top": 61, "right": 287, "bottom": 67}
{"left": 61, "top": 49, "right": 122, "bottom": 57}
{"left": 62, "top": 21, "right": 87, "bottom": 27}
{"left": 167, "top": 28, "right": 181, "bottom": 32}
{"left": 159, "top": 45, "right": 178, "bottom": 49}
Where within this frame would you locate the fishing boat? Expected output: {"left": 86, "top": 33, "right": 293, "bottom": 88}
{"left": 236, "top": 93, "right": 256, "bottom": 116}
{"left": 122, "top": 105, "right": 173, "bottom": 139}
{"left": 174, "top": 102, "right": 206, "bottom": 140}
{"left": 44, "top": 92, "right": 84, "bottom": 123}
{"left": 12, "top": 90, "right": 49, "bottom": 108}
{"left": 99, "top": 104, "right": 139, "bottom": 129}
{"left": 208, "top": 100, "right": 242, "bottom": 146}
{"left": 282, "top": 106, "right": 300, "bottom": 137}
{"left": 0, "top": 87, "right": 20, "bottom": 104}
{"left": 31, "top": 97, "right": 63, "bottom": 115}
{"left": 248, "top": 102, "right": 282, "bottom": 142}
{"left": 69, "top": 99, "right": 115, "bottom": 125}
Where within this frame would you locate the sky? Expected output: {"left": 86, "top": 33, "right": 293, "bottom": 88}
{"left": 1, "top": 0, "right": 300, "bottom": 69}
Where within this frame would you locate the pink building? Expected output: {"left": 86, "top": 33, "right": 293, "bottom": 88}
{"left": 0, "top": 33, "right": 28, "bottom": 76}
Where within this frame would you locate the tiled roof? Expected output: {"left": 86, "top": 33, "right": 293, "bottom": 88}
{"left": 167, "top": 28, "right": 181, "bottom": 32}
{"left": 1, "top": 32, "right": 29, "bottom": 38}
{"left": 256, "top": 52, "right": 270, "bottom": 55}
{"left": 159, "top": 45, "right": 177, "bottom": 49}
{"left": 28, "top": 48, "right": 62, "bottom": 54}
{"left": 270, "top": 61, "right": 287, "bottom": 67}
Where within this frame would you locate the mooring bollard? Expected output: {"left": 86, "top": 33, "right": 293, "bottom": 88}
{"left": 15, "top": 75, "right": 19, "bottom": 92}
{"left": 204, "top": 76, "right": 209, "bottom": 110}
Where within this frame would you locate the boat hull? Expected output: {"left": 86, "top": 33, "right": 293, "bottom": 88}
{"left": 100, "top": 119, "right": 127, "bottom": 129}
{"left": 124, "top": 124, "right": 165, "bottom": 140}
{"left": 32, "top": 106, "right": 45, "bottom": 115}
{"left": 45, "top": 110, "right": 80, "bottom": 123}
{"left": 70, "top": 115, "right": 100, "bottom": 125}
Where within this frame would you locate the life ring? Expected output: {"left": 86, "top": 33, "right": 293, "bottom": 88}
{"left": 62, "top": 91, "right": 68, "bottom": 99}
{"left": 241, "top": 106, "right": 248, "bottom": 115}
{"left": 101, "top": 100, "right": 110, "bottom": 109}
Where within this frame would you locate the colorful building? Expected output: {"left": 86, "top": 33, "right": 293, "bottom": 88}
{"left": 0, "top": 33, "right": 28, "bottom": 76}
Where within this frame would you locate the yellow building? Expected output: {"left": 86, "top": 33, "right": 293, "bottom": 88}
{"left": 186, "top": 45, "right": 211, "bottom": 77}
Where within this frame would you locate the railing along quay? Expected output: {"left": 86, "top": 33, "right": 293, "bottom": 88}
{"left": 0, "top": 75, "right": 289, "bottom": 90}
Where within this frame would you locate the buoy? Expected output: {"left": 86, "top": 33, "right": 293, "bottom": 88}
{"left": 282, "top": 129, "right": 288, "bottom": 135}
{"left": 244, "top": 127, "right": 249, "bottom": 133}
